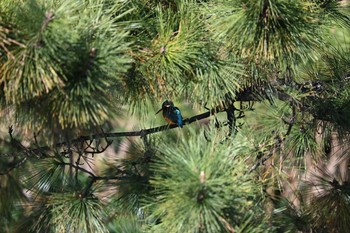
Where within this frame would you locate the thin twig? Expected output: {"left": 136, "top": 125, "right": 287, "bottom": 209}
{"left": 284, "top": 103, "right": 296, "bottom": 136}
{"left": 0, "top": 157, "right": 27, "bottom": 175}
{"left": 249, "top": 135, "right": 284, "bottom": 173}
{"left": 61, "top": 162, "right": 96, "bottom": 178}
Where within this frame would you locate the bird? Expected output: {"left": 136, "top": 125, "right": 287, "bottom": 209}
{"left": 156, "top": 100, "right": 183, "bottom": 128}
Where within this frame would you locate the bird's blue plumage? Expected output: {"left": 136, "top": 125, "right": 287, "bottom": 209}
{"left": 174, "top": 108, "right": 183, "bottom": 128}
{"left": 165, "top": 107, "right": 183, "bottom": 128}
{"left": 157, "top": 100, "right": 183, "bottom": 128}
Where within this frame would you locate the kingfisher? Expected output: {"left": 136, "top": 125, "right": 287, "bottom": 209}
{"left": 156, "top": 100, "right": 183, "bottom": 128}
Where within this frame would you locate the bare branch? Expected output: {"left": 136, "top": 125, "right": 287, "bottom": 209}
{"left": 61, "top": 162, "right": 96, "bottom": 178}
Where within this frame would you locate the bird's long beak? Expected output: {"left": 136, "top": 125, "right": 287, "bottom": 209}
{"left": 156, "top": 108, "right": 163, "bottom": 114}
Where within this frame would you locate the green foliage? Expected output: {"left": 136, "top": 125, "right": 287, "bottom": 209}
{"left": 146, "top": 128, "right": 264, "bottom": 232}
{"left": 24, "top": 156, "right": 68, "bottom": 193}
{"left": 1, "top": 0, "right": 132, "bottom": 131}
{"left": 15, "top": 156, "right": 108, "bottom": 233}
{"left": 0, "top": 173, "right": 27, "bottom": 223}
{"left": 304, "top": 167, "right": 350, "bottom": 233}
{"left": 204, "top": 0, "right": 323, "bottom": 66}
{"left": 272, "top": 198, "right": 311, "bottom": 233}
{"left": 107, "top": 214, "right": 143, "bottom": 233}
{"left": 122, "top": 0, "right": 242, "bottom": 109}
{"left": 46, "top": 192, "right": 108, "bottom": 233}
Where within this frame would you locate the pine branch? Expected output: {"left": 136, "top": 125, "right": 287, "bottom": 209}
{"left": 0, "top": 105, "right": 223, "bottom": 158}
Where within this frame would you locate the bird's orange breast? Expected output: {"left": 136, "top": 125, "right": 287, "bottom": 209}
{"left": 164, "top": 115, "right": 176, "bottom": 125}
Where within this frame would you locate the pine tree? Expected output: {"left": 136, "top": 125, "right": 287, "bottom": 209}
{"left": 1, "top": 0, "right": 350, "bottom": 232}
